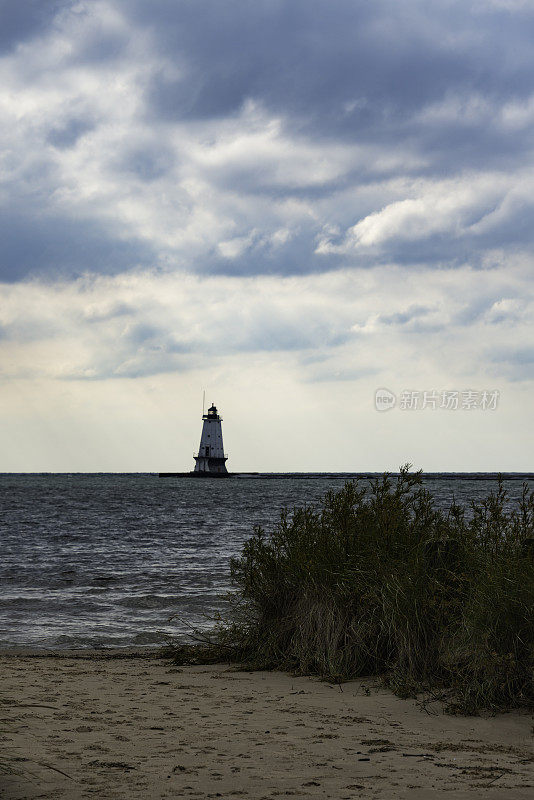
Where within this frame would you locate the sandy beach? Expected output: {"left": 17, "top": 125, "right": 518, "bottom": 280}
{"left": 1, "top": 652, "right": 532, "bottom": 800}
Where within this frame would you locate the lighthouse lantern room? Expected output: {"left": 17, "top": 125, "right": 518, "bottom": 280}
{"left": 193, "top": 404, "right": 228, "bottom": 475}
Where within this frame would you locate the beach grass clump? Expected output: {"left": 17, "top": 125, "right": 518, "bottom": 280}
{"left": 195, "top": 466, "right": 534, "bottom": 712}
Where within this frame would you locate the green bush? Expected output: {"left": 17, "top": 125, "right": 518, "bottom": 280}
{"left": 182, "top": 466, "right": 534, "bottom": 712}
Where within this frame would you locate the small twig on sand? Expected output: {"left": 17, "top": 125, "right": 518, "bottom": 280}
{"left": 486, "top": 772, "right": 506, "bottom": 786}
{"left": 36, "top": 762, "right": 75, "bottom": 781}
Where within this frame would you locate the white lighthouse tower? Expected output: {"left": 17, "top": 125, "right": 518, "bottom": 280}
{"left": 193, "top": 403, "right": 228, "bottom": 476}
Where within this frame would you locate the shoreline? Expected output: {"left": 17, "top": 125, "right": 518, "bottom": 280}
{"left": 1, "top": 652, "right": 533, "bottom": 799}
{"left": 0, "top": 646, "right": 168, "bottom": 659}
{"left": 3, "top": 472, "right": 534, "bottom": 479}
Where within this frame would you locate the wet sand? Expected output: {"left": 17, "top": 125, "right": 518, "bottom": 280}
{"left": 1, "top": 652, "right": 532, "bottom": 799}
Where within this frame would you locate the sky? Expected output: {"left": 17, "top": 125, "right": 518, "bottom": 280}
{"left": 0, "top": 0, "right": 533, "bottom": 472}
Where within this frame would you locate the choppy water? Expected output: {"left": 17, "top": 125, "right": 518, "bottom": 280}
{"left": 1, "top": 473, "right": 532, "bottom": 650}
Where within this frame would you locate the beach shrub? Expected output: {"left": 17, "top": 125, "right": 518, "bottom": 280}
{"left": 180, "top": 466, "right": 534, "bottom": 712}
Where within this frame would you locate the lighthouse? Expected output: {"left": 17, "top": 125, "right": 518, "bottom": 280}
{"left": 193, "top": 404, "right": 229, "bottom": 475}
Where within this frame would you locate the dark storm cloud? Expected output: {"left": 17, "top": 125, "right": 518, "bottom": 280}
{"left": 1, "top": 0, "right": 534, "bottom": 283}
{"left": 118, "top": 0, "right": 534, "bottom": 274}
{"left": 0, "top": 0, "right": 72, "bottom": 54}
{"left": 47, "top": 116, "right": 98, "bottom": 149}
{"left": 132, "top": 1, "right": 534, "bottom": 136}
{"left": 202, "top": 227, "right": 321, "bottom": 277}
{"left": 0, "top": 206, "right": 154, "bottom": 282}
{"left": 111, "top": 143, "right": 176, "bottom": 182}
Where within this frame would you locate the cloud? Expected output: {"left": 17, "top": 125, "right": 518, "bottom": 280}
{"left": 315, "top": 170, "right": 534, "bottom": 265}
{"left": 0, "top": 0, "right": 533, "bottom": 283}
{"left": 378, "top": 305, "right": 433, "bottom": 327}
{"left": 132, "top": 1, "right": 534, "bottom": 128}
{"left": 0, "top": 1, "right": 71, "bottom": 55}
{"left": 489, "top": 346, "right": 534, "bottom": 381}
{"left": 0, "top": 0, "right": 533, "bottom": 474}
{"left": 1, "top": 259, "right": 531, "bottom": 386}
{"left": 0, "top": 204, "right": 155, "bottom": 281}
{"left": 0, "top": 1, "right": 533, "bottom": 473}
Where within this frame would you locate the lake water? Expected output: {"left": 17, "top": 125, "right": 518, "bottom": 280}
{"left": 1, "top": 473, "right": 532, "bottom": 650}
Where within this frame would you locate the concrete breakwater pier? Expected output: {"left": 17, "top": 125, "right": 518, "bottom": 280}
{"left": 159, "top": 471, "right": 534, "bottom": 480}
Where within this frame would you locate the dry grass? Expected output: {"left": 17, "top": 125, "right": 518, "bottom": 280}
{"left": 173, "top": 466, "right": 534, "bottom": 713}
